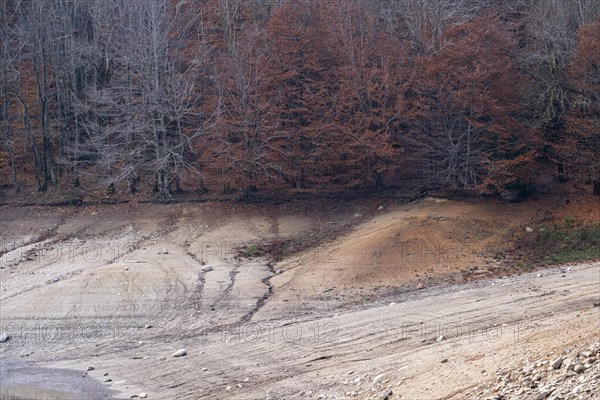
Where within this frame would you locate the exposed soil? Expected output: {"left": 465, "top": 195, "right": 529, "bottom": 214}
{"left": 0, "top": 196, "right": 598, "bottom": 399}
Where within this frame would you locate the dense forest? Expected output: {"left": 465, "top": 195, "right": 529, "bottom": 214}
{"left": 0, "top": 0, "right": 599, "bottom": 200}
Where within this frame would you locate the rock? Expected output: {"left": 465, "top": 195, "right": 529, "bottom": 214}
{"left": 536, "top": 273, "right": 542, "bottom": 278}
{"left": 158, "top": 356, "right": 166, "bottom": 361}
{"left": 202, "top": 368, "right": 208, "bottom": 371}
{"left": 354, "top": 213, "right": 362, "bottom": 218}
{"left": 441, "top": 358, "right": 449, "bottom": 363}
{"left": 516, "top": 387, "right": 524, "bottom": 395}
{"left": 144, "top": 324, "right": 152, "bottom": 329}
{"left": 378, "top": 206, "right": 384, "bottom": 210}
{"left": 225, "top": 386, "right": 232, "bottom": 391}
{"left": 552, "top": 357, "right": 564, "bottom": 369}
{"left": 162, "top": 248, "right": 168, "bottom": 254}
{"left": 437, "top": 335, "right": 446, "bottom": 342}
{"left": 202, "top": 265, "right": 213, "bottom": 272}
{"left": 87, "top": 366, "right": 95, "bottom": 371}
{"left": 0, "top": 333, "right": 10, "bottom": 343}
{"left": 416, "top": 282, "right": 425, "bottom": 290}
{"left": 373, "top": 373, "right": 386, "bottom": 385}
{"left": 105, "top": 378, "right": 112, "bottom": 382}
{"left": 574, "top": 364, "right": 586, "bottom": 374}
{"left": 566, "top": 362, "right": 575, "bottom": 371}
{"left": 275, "top": 269, "right": 283, "bottom": 275}
{"left": 525, "top": 226, "right": 534, "bottom": 233}
{"left": 535, "top": 390, "right": 550, "bottom": 399}
{"left": 103, "top": 373, "right": 109, "bottom": 376}
{"left": 381, "top": 388, "right": 393, "bottom": 400}
{"left": 523, "top": 378, "right": 536, "bottom": 388}
{"left": 139, "top": 394, "right": 147, "bottom": 399}
{"left": 172, "top": 349, "right": 187, "bottom": 357}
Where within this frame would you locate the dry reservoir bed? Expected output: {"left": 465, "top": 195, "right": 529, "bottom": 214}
{"left": 0, "top": 201, "right": 598, "bottom": 399}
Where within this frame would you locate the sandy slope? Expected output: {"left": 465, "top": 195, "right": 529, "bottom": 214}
{"left": 0, "top": 200, "right": 598, "bottom": 399}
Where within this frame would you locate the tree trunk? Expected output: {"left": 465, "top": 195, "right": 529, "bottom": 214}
{"left": 374, "top": 172, "right": 383, "bottom": 193}
{"left": 106, "top": 182, "right": 115, "bottom": 195}
{"left": 156, "top": 170, "right": 171, "bottom": 198}
{"left": 128, "top": 174, "right": 138, "bottom": 194}
{"left": 557, "top": 163, "right": 568, "bottom": 183}
{"left": 2, "top": 85, "right": 18, "bottom": 192}
{"left": 17, "top": 91, "right": 44, "bottom": 190}
{"left": 174, "top": 175, "right": 182, "bottom": 193}
{"left": 7, "top": 141, "right": 19, "bottom": 192}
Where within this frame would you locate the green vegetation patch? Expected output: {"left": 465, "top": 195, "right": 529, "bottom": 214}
{"left": 236, "top": 238, "right": 303, "bottom": 261}
{"left": 525, "top": 219, "right": 600, "bottom": 265}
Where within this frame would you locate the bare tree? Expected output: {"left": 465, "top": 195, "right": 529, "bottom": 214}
{"left": 0, "top": 0, "right": 21, "bottom": 192}
{"left": 523, "top": 0, "right": 598, "bottom": 132}
{"left": 210, "top": 0, "right": 284, "bottom": 195}
{"left": 80, "top": 0, "right": 212, "bottom": 197}
{"left": 379, "top": 0, "right": 483, "bottom": 55}
{"left": 45, "top": 0, "right": 98, "bottom": 188}
{"left": 16, "top": 0, "right": 61, "bottom": 191}
{"left": 519, "top": 0, "right": 599, "bottom": 181}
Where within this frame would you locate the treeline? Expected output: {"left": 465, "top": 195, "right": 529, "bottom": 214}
{"left": 1, "top": 0, "right": 599, "bottom": 200}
